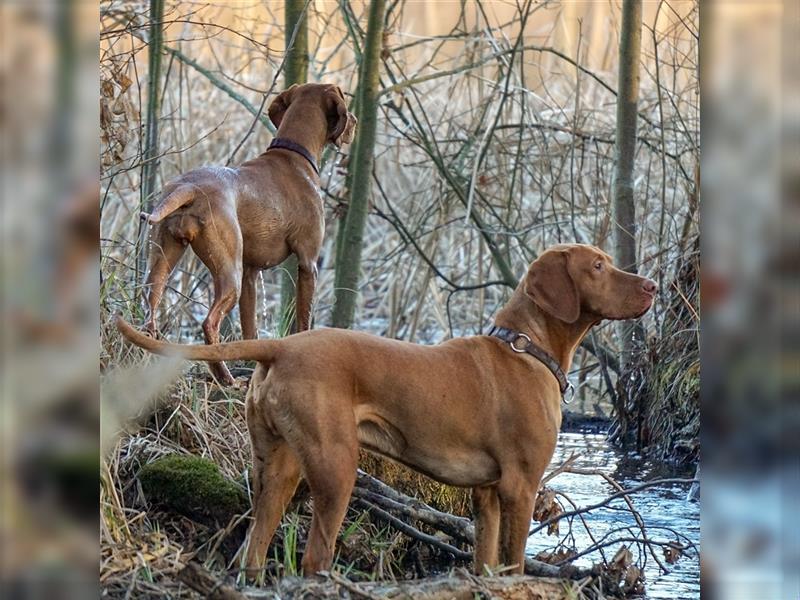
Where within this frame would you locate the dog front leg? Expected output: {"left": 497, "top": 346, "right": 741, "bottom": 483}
{"left": 295, "top": 261, "right": 318, "bottom": 332}
{"left": 497, "top": 481, "right": 537, "bottom": 575}
{"left": 472, "top": 486, "right": 500, "bottom": 574}
{"left": 300, "top": 441, "right": 357, "bottom": 574}
{"left": 240, "top": 267, "right": 259, "bottom": 340}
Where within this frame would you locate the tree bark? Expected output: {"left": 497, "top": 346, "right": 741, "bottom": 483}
{"left": 611, "top": 0, "right": 643, "bottom": 437}
{"left": 137, "top": 0, "right": 164, "bottom": 288}
{"left": 279, "top": 0, "right": 310, "bottom": 334}
{"left": 331, "top": 0, "right": 386, "bottom": 328}
{"left": 283, "top": 0, "right": 309, "bottom": 85}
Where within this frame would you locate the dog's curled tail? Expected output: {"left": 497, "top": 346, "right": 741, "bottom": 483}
{"left": 115, "top": 316, "right": 278, "bottom": 364}
{"left": 140, "top": 186, "right": 194, "bottom": 224}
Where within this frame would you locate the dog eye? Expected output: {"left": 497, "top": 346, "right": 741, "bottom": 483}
{"left": 594, "top": 261, "right": 603, "bottom": 271}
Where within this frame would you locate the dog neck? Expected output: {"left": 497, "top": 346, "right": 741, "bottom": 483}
{"left": 273, "top": 104, "right": 329, "bottom": 164}
{"left": 493, "top": 284, "right": 595, "bottom": 374}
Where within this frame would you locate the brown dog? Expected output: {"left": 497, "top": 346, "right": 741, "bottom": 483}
{"left": 140, "top": 83, "right": 356, "bottom": 384}
{"left": 116, "top": 244, "right": 656, "bottom": 576}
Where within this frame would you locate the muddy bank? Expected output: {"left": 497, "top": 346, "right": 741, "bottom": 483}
{"left": 561, "top": 410, "right": 613, "bottom": 434}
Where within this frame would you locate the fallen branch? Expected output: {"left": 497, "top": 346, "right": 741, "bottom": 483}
{"left": 355, "top": 470, "right": 475, "bottom": 543}
{"left": 528, "top": 478, "right": 698, "bottom": 537}
{"left": 352, "top": 497, "right": 472, "bottom": 561}
{"left": 541, "top": 452, "right": 581, "bottom": 486}
{"left": 353, "top": 470, "right": 592, "bottom": 580}
{"left": 566, "top": 467, "right": 669, "bottom": 573}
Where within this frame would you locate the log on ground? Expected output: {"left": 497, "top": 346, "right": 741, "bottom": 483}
{"left": 247, "top": 571, "right": 583, "bottom": 600}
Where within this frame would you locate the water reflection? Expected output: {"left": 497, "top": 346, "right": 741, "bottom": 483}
{"left": 526, "top": 432, "right": 700, "bottom": 600}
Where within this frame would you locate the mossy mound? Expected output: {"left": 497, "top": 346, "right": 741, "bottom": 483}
{"left": 139, "top": 454, "right": 248, "bottom": 523}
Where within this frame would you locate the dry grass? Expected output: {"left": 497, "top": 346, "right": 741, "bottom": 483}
{"left": 359, "top": 454, "right": 472, "bottom": 517}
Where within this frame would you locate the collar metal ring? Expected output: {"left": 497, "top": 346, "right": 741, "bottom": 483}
{"left": 510, "top": 333, "right": 531, "bottom": 353}
{"left": 562, "top": 382, "right": 576, "bottom": 404}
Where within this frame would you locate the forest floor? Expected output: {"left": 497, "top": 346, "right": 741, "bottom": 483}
{"left": 101, "top": 365, "right": 696, "bottom": 599}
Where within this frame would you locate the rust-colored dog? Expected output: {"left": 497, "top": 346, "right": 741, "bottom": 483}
{"left": 140, "top": 83, "right": 356, "bottom": 384}
{"left": 117, "top": 244, "right": 656, "bottom": 576}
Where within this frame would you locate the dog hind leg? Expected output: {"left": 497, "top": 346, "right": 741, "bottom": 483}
{"left": 298, "top": 439, "right": 357, "bottom": 574}
{"left": 143, "top": 226, "right": 187, "bottom": 335}
{"left": 190, "top": 218, "right": 243, "bottom": 385}
{"left": 244, "top": 431, "right": 302, "bottom": 579}
{"left": 201, "top": 270, "right": 241, "bottom": 384}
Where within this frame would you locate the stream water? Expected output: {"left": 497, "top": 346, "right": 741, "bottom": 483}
{"left": 526, "top": 431, "right": 700, "bottom": 599}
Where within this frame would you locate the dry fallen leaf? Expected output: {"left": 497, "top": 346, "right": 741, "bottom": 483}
{"left": 534, "top": 548, "right": 576, "bottom": 565}
{"left": 623, "top": 564, "right": 645, "bottom": 595}
{"left": 610, "top": 546, "right": 633, "bottom": 571}
{"left": 532, "top": 487, "right": 563, "bottom": 536}
{"left": 663, "top": 544, "right": 683, "bottom": 564}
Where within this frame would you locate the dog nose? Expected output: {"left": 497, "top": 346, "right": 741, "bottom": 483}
{"left": 642, "top": 279, "right": 657, "bottom": 295}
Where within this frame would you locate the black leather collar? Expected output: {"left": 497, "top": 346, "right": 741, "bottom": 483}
{"left": 487, "top": 325, "right": 572, "bottom": 399}
{"left": 267, "top": 137, "right": 319, "bottom": 175}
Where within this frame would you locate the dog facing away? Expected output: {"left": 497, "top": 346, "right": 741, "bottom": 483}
{"left": 140, "top": 83, "right": 356, "bottom": 385}
{"left": 117, "top": 244, "right": 656, "bottom": 577}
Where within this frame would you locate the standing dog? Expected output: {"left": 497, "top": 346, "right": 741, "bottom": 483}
{"left": 141, "top": 83, "right": 356, "bottom": 384}
{"left": 117, "top": 244, "right": 656, "bottom": 576}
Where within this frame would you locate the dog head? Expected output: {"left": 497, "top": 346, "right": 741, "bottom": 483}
{"left": 524, "top": 244, "right": 657, "bottom": 323}
{"left": 268, "top": 83, "right": 357, "bottom": 147}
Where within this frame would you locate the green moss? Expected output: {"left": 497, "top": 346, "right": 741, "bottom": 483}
{"left": 139, "top": 454, "right": 247, "bottom": 523}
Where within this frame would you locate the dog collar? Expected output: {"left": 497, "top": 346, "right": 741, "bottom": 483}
{"left": 486, "top": 325, "right": 573, "bottom": 401}
{"left": 267, "top": 138, "right": 320, "bottom": 175}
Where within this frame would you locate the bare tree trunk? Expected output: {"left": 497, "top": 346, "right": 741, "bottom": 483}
{"left": 137, "top": 0, "right": 164, "bottom": 289}
{"left": 284, "top": 0, "right": 309, "bottom": 85}
{"left": 331, "top": 0, "right": 386, "bottom": 328}
{"left": 278, "top": 0, "right": 310, "bottom": 335}
{"left": 612, "top": 0, "right": 643, "bottom": 440}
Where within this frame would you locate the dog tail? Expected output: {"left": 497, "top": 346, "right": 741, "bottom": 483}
{"left": 115, "top": 316, "right": 279, "bottom": 364}
{"left": 140, "top": 187, "right": 194, "bottom": 224}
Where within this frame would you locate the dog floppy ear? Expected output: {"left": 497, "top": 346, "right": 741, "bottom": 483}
{"left": 268, "top": 84, "right": 299, "bottom": 129}
{"left": 326, "top": 85, "right": 357, "bottom": 147}
{"left": 525, "top": 249, "right": 580, "bottom": 323}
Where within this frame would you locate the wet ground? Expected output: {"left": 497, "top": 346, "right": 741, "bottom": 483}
{"left": 526, "top": 431, "right": 700, "bottom": 599}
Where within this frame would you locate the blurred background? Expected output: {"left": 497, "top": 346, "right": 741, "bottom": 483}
{"left": 0, "top": 0, "right": 795, "bottom": 598}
